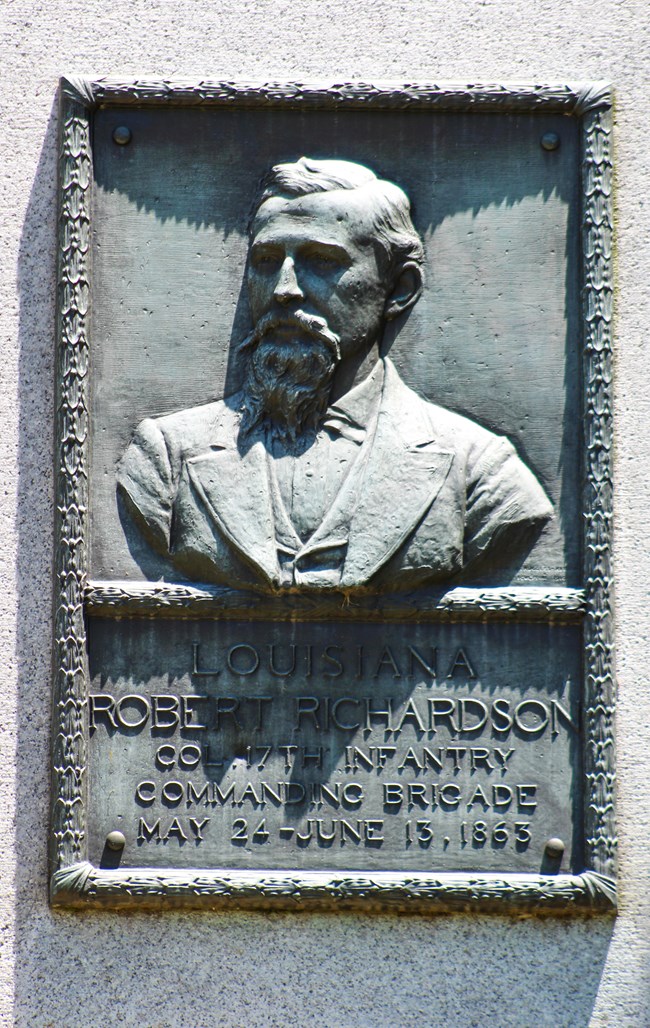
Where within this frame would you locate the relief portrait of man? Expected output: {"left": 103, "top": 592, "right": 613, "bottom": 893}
{"left": 117, "top": 157, "right": 553, "bottom": 595}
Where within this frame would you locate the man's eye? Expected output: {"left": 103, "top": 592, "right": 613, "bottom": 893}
{"left": 253, "top": 252, "right": 281, "bottom": 268}
{"left": 308, "top": 252, "right": 340, "bottom": 268}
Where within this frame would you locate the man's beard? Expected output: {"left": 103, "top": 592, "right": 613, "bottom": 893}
{"left": 238, "top": 311, "right": 342, "bottom": 448}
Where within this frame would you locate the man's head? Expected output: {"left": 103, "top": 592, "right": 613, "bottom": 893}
{"left": 240, "top": 157, "right": 424, "bottom": 445}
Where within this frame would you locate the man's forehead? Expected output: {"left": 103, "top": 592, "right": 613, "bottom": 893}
{"left": 252, "top": 190, "right": 374, "bottom": 239}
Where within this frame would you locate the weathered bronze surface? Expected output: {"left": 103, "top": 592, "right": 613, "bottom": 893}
{"left": 51, "top": 78, "right": 615, "bottom": 914}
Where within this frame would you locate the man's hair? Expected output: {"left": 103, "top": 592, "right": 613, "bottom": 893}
{"left": 252, "top": 156, "right": 424, "bottom": 274}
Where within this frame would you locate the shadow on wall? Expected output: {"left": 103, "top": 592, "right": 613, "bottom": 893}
{"left": 10, "top": 90, "right": 619, "bottom": 1027}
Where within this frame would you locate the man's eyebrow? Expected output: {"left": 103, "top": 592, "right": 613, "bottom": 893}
{"left": 301, "top": 240, "right": 350, "bottom": 257}
{"left": 251, "top": 236, "right": 351, "bottom": 256}
{"left": 250, "top": 239, "right": 283, "bottom": 251}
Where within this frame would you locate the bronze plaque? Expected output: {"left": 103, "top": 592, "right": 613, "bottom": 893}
{"left": 52, "top": 78, "right": 615, "bottom": 913}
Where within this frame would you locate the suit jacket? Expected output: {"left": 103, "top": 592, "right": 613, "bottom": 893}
{"left": 117, "top": 359, "right": 553, "bottom": 593}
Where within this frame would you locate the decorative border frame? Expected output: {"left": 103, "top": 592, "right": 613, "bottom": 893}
{"left": 51, "top": 78, "right": 615, "bottom": 914}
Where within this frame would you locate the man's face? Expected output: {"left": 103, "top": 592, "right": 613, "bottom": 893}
{"left": 247, "top": 189, "right": 390, "bottom": 363}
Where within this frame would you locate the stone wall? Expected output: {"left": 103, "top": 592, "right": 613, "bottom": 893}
{"left": 1, "top": 2, "right": 648, "bottom": 1024}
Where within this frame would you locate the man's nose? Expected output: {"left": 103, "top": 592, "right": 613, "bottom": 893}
{"left": 273, "top": 256, "right": 304, "bottom": 305}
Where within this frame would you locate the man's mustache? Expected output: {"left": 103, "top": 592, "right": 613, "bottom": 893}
{"left": 239, "top": 310, "right": 342, "bottom": 362}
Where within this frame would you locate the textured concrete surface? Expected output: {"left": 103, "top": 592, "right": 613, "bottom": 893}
{"left": 1, "top": 1, "right": 649, "bottom": 1025}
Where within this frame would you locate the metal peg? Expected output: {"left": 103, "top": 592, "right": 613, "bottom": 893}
{"left": 540, "top": 131, "right": 560, "bottom": 152}
{"left": 106, "top": 830, "right": 126, "bottom": 851}
{"left": 112, "top": 125, "right": 132, "bottom": 146}
{"left": 544, "top": 837, "right": 565, "bottom": 859}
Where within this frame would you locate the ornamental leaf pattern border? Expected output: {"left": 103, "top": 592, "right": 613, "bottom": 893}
{"left": 51, "top": 78, "right": 615, "bottom": 913}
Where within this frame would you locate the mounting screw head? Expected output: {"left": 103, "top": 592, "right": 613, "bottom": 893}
{"left": 106, "top": 830, "right": 126, "bottom": 851}
{"left": 541, "top": 131, "right": 560, "bottom": 152}
{"left": 544, "top": 837, "right": 565, "bottom": 859}
{"left": 112, "top": 125, "right": 132, "bottom": 146}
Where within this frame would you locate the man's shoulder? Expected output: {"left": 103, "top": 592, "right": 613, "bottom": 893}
{"left": 383, "top": 360, "right": 507, "bottom": 457}
{"left": 381, "top": 362, "right": 553, "bottom": 535}
{"left": 420, "top": 397, "right": 503, "bottom": 451}
{"left": 136, "top": 393, "right": 243, "bottom": 458}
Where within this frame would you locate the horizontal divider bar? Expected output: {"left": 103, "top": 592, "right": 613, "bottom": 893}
{"left": 84, "top": 581, "right": 586, "bottom": 623}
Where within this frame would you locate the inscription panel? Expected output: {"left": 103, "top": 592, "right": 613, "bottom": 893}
{"left": 88, "top": 620, "right": 581, "bottom": 873}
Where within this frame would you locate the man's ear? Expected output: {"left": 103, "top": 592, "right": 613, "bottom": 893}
{"left": 384, "top": 261, "right": 423, "bottom": 321}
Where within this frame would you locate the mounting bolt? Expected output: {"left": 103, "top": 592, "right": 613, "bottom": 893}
{"left": 544, "top": 837, "right": 565, "bottom": 860}
{"left": 540, "top": 131, "right": 560, "bottom": 152}
{"left": 106, "top": 830, "right": 126, "bottom": 851}
{"left": 112, "top": 125, "right": 132, "bottom": 146}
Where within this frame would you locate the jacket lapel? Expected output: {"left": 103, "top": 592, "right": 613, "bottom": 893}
{"left": 184, "top": 409, "right": 281, "bottom": 587}
{"left": 340, "top": 360, "right": 453, "bottom": 586}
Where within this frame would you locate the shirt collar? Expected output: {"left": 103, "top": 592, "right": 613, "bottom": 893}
{"left": 323, "top": 359, "right": 385, "bottom": 443}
